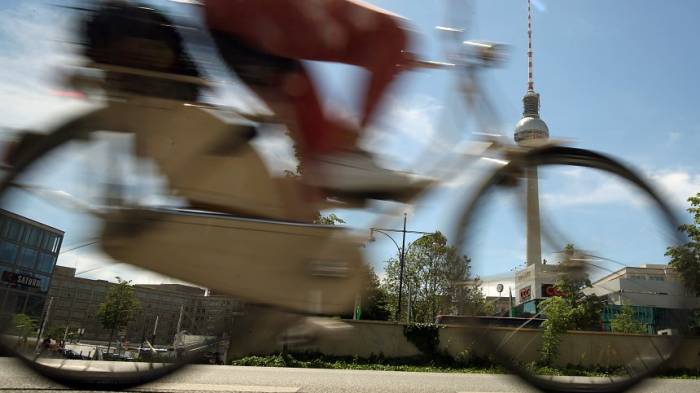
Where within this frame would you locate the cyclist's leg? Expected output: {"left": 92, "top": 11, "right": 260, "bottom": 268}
{"left": 209, "top": 31, "right": 348, "bottom": 161}
{"left": 206, "top": 4, "right": 429, "bottom": 198}
{"left": 204, "top": 0, "right": 410, "bottom": 129}
{"left": 325, "top": 0, "right": 410, "bottom": 128}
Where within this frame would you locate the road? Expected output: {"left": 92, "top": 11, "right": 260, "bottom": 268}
{"left": 0, "top": 357, "right": 699, "bottom": 393}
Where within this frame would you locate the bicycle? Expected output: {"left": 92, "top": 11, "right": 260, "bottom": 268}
{"left": 0, "top": 1, "right": 689, "bottom": 392}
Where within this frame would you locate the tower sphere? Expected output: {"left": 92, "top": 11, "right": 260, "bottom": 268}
{"left": 514, "top": 117, "right": 549, "bottom": 146}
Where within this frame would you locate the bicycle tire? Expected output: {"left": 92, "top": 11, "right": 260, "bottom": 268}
{"left": 0, "top": 112, "right": 202, "bottom": 389}
{"left": 453, "top": 145, "right": 687, "bottom": 393}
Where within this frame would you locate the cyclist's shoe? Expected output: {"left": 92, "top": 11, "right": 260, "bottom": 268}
{"left": 307, "top": 150, "right": 434, "bottom": 202}
{"left": 278, "top": 317, "right": 354, "bottom": 347}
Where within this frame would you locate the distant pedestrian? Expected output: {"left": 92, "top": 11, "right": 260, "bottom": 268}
{"left": 40, "top": 336, "right": 52, "bottom": 352}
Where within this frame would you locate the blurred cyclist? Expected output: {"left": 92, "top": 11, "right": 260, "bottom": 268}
{"left": 203, "top": 0, "right": 429, "bottom": 199}
{"left": 83, "top": 0, "right": 429, "bottom": 201}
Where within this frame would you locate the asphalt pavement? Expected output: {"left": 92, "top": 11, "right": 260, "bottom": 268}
{"left": 0, "top": 357, "right": 699, "bottom": 393}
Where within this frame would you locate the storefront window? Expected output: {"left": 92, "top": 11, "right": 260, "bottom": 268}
{"left": 2, "top": 291, "right": 27, "bottom": 314}
{"left": 38, "top": 275, "right": 50, "bottom": 293}
{"left": 44, "top": 234, "right": 60, "bottom": 253}
{"left": 41, "top": 233, "right": 53, "bottom": 252}
{"left": 2, "top": 291, "right": 16, "bottom": 313}
{"left": 36, "top": 252, "right": 56, "bottom": 273}
{"left": 53, "top": 236, "right": 61, "bottom": 253}
{"left": 14, "top": 293, "right": 27, "bottom": 314}
{"left": 0, "top": 241, "right": 18, "bottom": 264}
{"left": 25, "top": 295, "right": 46, "bottom": 318}
{"left": 0, "top": 266, "right": 13, "bottom": 288}
{"left": 17, "top": 248, "right": 37, "bottom": 269}
{"left": 4, "top": 220, "right": 22, "bottom": 241}
{"left": 24, "top": 227, "right": 42, "bottom": 248}
{"left": 523, "top": 300, "right": 538, "bottom": 315}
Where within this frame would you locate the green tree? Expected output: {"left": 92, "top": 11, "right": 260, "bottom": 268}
{"left": 534, "top": 276, "right": 604, "bottom": 366}
{"left": 11, "top": 313, "right": 37, "bottom": 348}
{"left": 537, "top": 296, "right": 572, "bottom": 366}
{"left": 361, "top": 267, "right": 391, "bottom": 320}
{"left": 554, "top": 277, "right": 604, "bottom": 331}
{"left": 313, "top": 213, "right": 345, "bottom": 225}
{"left": 45, "top": 325, "right": 78, "bottom": 343}
{"left": 46, "top": 325, "right": 66, "bottom": 341}
{"left": 610, "top": 305, "right": 647, "bottom": 334}
{"left": 666, "top": 193, "right": 700, "bottom": 296}
{"left": 342, "top": 267, "right": 391, "bottom": 321}
{"left": 382, "top": 232, "right": 483, "bottom": 323}
{"left": 549, "top": 244, "right": 604, "bottom": 331}
{"left": 97, "top": 277, "right": 141, "bottom": 353}
{"left": 563, "top": 243, "right": 576, "bottom": 256}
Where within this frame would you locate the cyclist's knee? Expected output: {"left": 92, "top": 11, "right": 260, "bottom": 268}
{"left": 281, "top": 71, "right": 312, "bottom": 98}
{"left": 364, "top": 14, "right": 409, "bottom": 66}
{"left": 383, "top": 16, "right": 409, "bottom": 53}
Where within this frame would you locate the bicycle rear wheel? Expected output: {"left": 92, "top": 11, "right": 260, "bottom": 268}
{"left": 454, "top": 146, "right": 688, "bottom": 393}
{"left": 0, "top": 121, "right": 221, "bottom": 389}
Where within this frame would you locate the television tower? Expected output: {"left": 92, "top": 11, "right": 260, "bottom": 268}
{"left": 514, "top": 0, "right": 549, "bottom": 266}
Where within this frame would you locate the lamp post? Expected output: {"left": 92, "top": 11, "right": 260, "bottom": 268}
{"left": 370, "top": 213, "right": 432, "bottom": 321}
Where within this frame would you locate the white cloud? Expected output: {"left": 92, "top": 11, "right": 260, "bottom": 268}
{"left": 667, "top": 131, "right": 681, "bottom": 145}
{"left": 361, "top": 94, "right": 446, "bottom": 167}
{"left": 532, "top": 0, "right": 548, "bottom": 13}
{"left": 541, "top": 174, "right": 642, "bottom": 208}
{"left": 539, "top": 166, "right": 700, "bottom": 210}
{"left": 0, "top": 2, "right": 95, "bottom": 130}
{"left": 648, "top": 170, "right": 700, "bottom": 209}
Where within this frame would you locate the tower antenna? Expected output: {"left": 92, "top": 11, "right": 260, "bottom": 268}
{"left": 527, "top": 0, "right": 534, "bottom": 92}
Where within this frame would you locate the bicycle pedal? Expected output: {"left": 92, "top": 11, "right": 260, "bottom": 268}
{"left": 278, "top": 318, "right": 353, "bottom": 348}
{"left": 319, "top": 195, "right": 368, "bottom": 210}
{"left": 321, "top": 184, "right": 430, "bottom": 205}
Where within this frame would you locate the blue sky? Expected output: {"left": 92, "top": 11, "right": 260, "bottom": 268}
{"left": 0, "top": 0, "right": 698, "bottom": 288}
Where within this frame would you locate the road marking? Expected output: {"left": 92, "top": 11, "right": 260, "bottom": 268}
{"left": 139, "top": 383, "right": 300, "bottom": 392}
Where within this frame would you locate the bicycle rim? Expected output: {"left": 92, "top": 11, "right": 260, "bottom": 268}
{"left": 453, "top": 146, "right": 688, "bottom": 393}
{"left": 0, "top": 126, "right": 218, "bottom": 389}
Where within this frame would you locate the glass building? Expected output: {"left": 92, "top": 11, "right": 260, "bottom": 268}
{"left": 0, "top": 209, "right": 63, "bottom": 321}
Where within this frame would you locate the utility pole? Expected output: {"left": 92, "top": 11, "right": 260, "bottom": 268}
{"left": 35, "top": 296, "right": 54, "bottom": 351}
{"left": 397, "top": 213, "right": 407, "bottom": 321}
{"left": 406, "top": 281, "right": 411, "bottom": 323}
{"left": 174, "top": 305, "right": 184, "bottom": 359}
{"left": 151, "top": 315, "right": 159, "bottom": 345}
{"left": 176, "top": 305, "right": 184, "bottom": 335}
{"left": 370, "top": 214, "right": 432, "bottom": 322}
{"left": 139, "top": 314, "right": 147, "bottom": 354}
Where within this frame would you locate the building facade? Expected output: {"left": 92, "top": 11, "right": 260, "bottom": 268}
{"left": 46, "top": 266, "right": 240, "bottom": 344}
{"left": 587, "top": 264, "right": 700, "bottom": 310}
{"left": 0, "top": 209, "right": 64, "bottom": 323}
{"left": 587, "top": 264, "right": 700, "bottom": 334}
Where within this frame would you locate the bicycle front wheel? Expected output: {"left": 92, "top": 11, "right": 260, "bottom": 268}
{"left": 453, "top": 146, "right": 688, "bottom": 393}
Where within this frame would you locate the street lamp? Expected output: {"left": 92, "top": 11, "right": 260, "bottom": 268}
{"left": 369, "top": 213, "right": 433, "bottom": 321}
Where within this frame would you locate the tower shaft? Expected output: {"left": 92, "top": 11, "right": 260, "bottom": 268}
{"left": 514, "top": 0, "right": 548, "bottom": 267}
{"left": 525, "top": 167, "right": 542, "bottom": 266}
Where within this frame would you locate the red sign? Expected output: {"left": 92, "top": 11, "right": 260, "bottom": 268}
{"left": 542, "top": 284, "right": 565, "bottom": 298}
{"left": 519, "top": 286, "right": 531, "bottom": 301}
{"left": 1, "top": 271, "right": 42, "bottom": 289}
